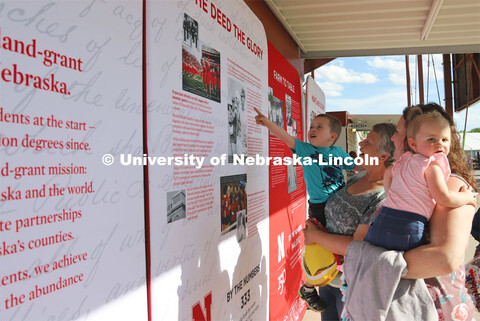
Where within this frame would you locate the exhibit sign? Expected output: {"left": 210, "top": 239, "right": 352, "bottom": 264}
{"left": 146, "top": 0, "right": 270, "bottom": 320}
{"left": 0, "top": 1, "right": 310, "bottom": 320}
{"left": 267, "top": 42, "right": 307, "bottom": 321}
{"left": 0, "top": 1, "right": 147, "bottom": 320}
{"left": 305, "top": 75, "right": 326, "bottom": 135}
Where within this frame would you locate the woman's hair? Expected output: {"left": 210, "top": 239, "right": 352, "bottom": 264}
{"left": 371, "top": 122, "right": 396, "bottom": 168}
{"left": 402, "top": 103, "right": 477, "bottom": 189}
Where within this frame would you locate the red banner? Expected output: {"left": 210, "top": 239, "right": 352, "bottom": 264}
{"left": 267, "top": 42, "right": 307, "bottom": 321}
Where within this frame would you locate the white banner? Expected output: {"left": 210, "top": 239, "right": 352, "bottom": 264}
{"left": 0, "top": 1, "right": 147, "bottom": 320}
{"left": 305, "top": 75, "right": 326, "bottom": 136}
{"left": 146, "top": 0, "right": 269, "bottom": 320}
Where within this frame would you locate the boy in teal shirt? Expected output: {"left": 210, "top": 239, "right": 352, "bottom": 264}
{"left": 255, "top": 108, "right": 354, "bottom": 311}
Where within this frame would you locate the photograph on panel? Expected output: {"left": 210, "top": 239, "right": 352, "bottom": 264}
{"left": 287, "top": 163, "right": 297, "bottom": 194}
{"left": 268, "top": 95, "right": 284, "bottom": 130}
{"left": 182, "top": 14, "right": 221, "bottom": 103}
{"left": 309, "top": 110, "right": 317, "bottom": 128}
{"left": 227, "top": 78, "right": 248, "bottom": 163}
{"left": 167, "top": 190, "right": 186, "bottom": 223}
{"left": 236, "top": 209, "right": 247, "bottom": 243}
{"left": 220, "top": 174, "right": 247, "bottom": 236}
{"left": 183, "top": 13, "right": 198, "bottom": 49}
{"left": 291, "top": 119, "right": 297, "bottom": 138}
{"left": 285, "top": 94, "right": 293, "bottom": 135}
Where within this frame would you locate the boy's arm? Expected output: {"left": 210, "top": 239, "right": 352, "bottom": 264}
{"left": 254, "top": 107, "right": 295, "bottom": 150}
{"left": 425, "top": 162, "right": 477, "bottom": 207}
{"left": 339, "top": 149, "right": 359, "bottom": 172}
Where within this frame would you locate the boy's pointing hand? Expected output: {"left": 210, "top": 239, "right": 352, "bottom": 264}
{"left": 254, "top": 107, "right": 268, "bottom": 126}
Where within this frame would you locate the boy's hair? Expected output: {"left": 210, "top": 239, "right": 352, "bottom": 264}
{"left": 314, "top": 114, "right": 342, "bottom": 145}
{"left": 406, "top": 109, "right": 450, "bottom": 141}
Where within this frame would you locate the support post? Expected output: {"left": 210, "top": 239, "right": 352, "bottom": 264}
{"left": 443, "top": 54, "right": 453, "bottom": 117}
{"left": 417, "top": 55, "right": 424, "bottom": 104}
{"left": 406, "top": 55, "right": 411, "bottom": 107}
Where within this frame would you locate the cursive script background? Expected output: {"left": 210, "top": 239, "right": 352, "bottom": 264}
{"left": 0, "top": 1, "right": 147, "bottom": 320}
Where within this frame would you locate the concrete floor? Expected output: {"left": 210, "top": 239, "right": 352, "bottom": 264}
{"left": 302, "top": 235, "right": 480, "bottom": 321}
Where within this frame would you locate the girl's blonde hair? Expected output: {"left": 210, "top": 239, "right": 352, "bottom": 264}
{"left": 402, "top": 103, "right": 477, "bottom": 190}
{"left": 405, "top": 108, "right": 450, "bottom": 153}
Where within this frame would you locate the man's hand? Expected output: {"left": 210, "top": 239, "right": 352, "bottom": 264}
{"left": 303, "top": 219, "right": 322, "bottom": 245}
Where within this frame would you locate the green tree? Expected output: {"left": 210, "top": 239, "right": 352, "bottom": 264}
{"left": 469, "top": 128, "right": 480, "bottom": 133}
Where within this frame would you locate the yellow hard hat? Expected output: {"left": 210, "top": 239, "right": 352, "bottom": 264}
{"left": 301, "top": 244, "right": 338, "bottom": 286}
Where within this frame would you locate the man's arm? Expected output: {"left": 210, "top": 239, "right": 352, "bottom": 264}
{"left": 304, "top": 219, "right": 357, "bottom": 256}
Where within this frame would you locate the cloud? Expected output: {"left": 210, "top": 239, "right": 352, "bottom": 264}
{"left": 315, "top": 64, "right": 378, "bottom": 84}
{"left": 314, "top": 62, "right": 378, "bottom": 97}
{"left": 419, "top": 55, "right": 444, "bottom": 83}
{"left": 367, "top": 57, "right": 405, "bottom": 85}
{"left": 413, "top": 55, "right": 444, "bottom": 84}
{"left": 454, "top": 104, "right": 480, "bottom": 131}
{"left": 312, "top": 56, "right": 458, "bottom": 124}
{"left": 388, "top": 73, "right": 405, "bottom": 85}
{"left": 335, "top": 60, "right": 345, "bottom": 68}
{"left": 326, "top": 89, "right": 407, "bottom": 115}
{"left": 315, "top": 81, "right": 343, "bottom": 97}
{"left": 325, "top": 89, "right": 479, "bottom": 132}
{"left": 368, "top": 57, "right": 405, "bottom": 73}
{"left": 367, "top": 56, "right": 443, "bottom": 86}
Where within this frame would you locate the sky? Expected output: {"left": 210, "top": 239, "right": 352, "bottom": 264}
{"left": 312, "top": 55, "right": 480, "bottom": 131}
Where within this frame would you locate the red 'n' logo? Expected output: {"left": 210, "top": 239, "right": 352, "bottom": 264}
{"left": 192, "top": 291, "right": 212, "bottom": 321}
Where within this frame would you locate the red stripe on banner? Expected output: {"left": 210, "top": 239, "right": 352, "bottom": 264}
{"left": 267, "top": 41, "right": 307, "bottom": 321}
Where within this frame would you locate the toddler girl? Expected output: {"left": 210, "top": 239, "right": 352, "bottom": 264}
{"left": 364, "top": 109, "right": 477, "bottom": 251}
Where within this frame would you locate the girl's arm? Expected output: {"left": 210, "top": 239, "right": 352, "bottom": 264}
{"left": 425, "top": 162, "right": 477, "bottom": 207}
{"left": 402, "top": 176, "right": 475, "bottom": 279}
{"left": 383, "top": 166, "right": 393, "bottom": 196}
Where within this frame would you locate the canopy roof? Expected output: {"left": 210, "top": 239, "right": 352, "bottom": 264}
{"left": 265, "top": 0, "right": 480, "bottom": 58}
